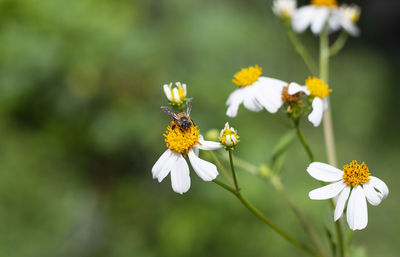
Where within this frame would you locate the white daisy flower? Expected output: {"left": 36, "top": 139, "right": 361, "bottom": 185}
{"left": 307, "top": 161, "right": 389, "bottom": 230}
{"left": 291, "top": 0, "right": 342, "bottom": 35}
{"left": 163, "top": 82, "right": 187, "bottom": 104}
{"left": 287, "top": 77, "right": 331, "bottom": 127}
{"left": 226, "top": 65, "right": 287, "bottom": 117}
{"left": 152, "top": 121, "right": 223, "bottom": 194}
{"left": 272, "top": 0, "right": 297, "bottom": 20}
{"left": 219, "top": 122, "right": 239, "bottom": 147}
{"left": 338, "top": 4, "right": 361, "bottom": 36}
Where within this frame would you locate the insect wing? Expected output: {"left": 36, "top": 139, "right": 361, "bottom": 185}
{"left": 160, "top": 106, "right": 179, "bottom": 119}
{"left": 186, "top": 97, "right": 193, "bottom": 115}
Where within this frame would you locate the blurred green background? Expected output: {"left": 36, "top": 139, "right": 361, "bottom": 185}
{"left": 0, "top": 0, "right": 399, "bottom": 256}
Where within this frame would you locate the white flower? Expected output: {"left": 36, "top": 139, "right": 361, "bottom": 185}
{"left": 219, "top": 122, "right": 239, "bottom": 147}
{"left": 152, "top": 122, "right": 223, "bottom": 194}
{"left": 226, "top": 65, "right": 287, "bottom": 117}
{"left": 287, "top": 77, "right": 331, "bottom": 127}
{"left": 337, "top": 4, "right": 361, "bottom": 36}
{"left": 307, "top": 161, "right": 389, "bottom": 230}
{"left": 272, "top": 0, "right": 297, "bottom": 20}
{"left": 163, "top": 82, "right": 187, "bottom": 104}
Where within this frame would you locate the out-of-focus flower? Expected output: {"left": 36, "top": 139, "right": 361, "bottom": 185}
{"left": 152, "top": 121, "right": 223, "bottom": 194}
{"left": 226, "top": 65, "right": 287, "bottom": 117}
{"left": 163, "top": 82, "right": 187, "bottom": 104}
{"left": 338, "top": 4, "right": 361, "bottom": 36}
{"left": 272, "top": 0, "right": 297, "bottom": 20}
{"left": 287, "top": 77, "right": 331, "bottom": 127}
{"left": 219, "top": 122, "right": 239, "bottom": 148}
{"left": 307, "top": 161, "right": 389, "bottom": 230}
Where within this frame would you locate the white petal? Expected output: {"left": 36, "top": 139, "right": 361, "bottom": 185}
{"left": 182, "top": 83, "right": 187, "bottom": 96}
{"left": 339, "top": 13, "right": 360, "bottom": 36}
{"left": 292, "top": 6, "right": 315, "bottom": 33}
{"left": 288, "top": 82, "right": 309, "bottom": 95}
{"left": 369, "top": 176, "right": 389, "bottom": 200}
{"left": 226, "top": 89, "right": 244, "bottom": 117}
{"left": 328, "top": 11, "right": 341, "bottom": 33}
{"left": 308, "top": 97, "right": 324, "bottom": 127}
{"left": 362, "top": 183, "right": 382, "bottom": 206}
{"left": 255, "top": 77, "right": 286, "bottom": 113}
{"left": 225, "top": 135, "right": 231, "bottom": 146}
{"left": 307, "top": 162, "right": 344, "bottom": 182}
{"left": 198, "top": 139, "right": 223, "bottom": 150}
{"left": 152, "top": 149, "right": 174, "bottom": 182}
{"left": 170, "top": 155, "right": 191, "bottom": 194}
{"left": 309, "top": 181, "right": 346, "bottom": 200}
{"left": 163, "top": 84, "right": 172, "bottom": 101}
{"left": 346, "top": 186, "right": 368, "bottom": 230}
{"left": 311, "top": 8, "right": 329, "bottom": 35}
{"left": 188, "top": 149, "right": 219, "bottom": 181}
{"left": 242, "top": 86, "right": 264, "bottom": 112}
{"left": 172, "top": 88, "right": 179, "bottom": 102}
{"left": 231, "top": 135, "right": 237, "bottom": 144}
{"left": 334, "top": 186, "right": 350, "bottom": 221}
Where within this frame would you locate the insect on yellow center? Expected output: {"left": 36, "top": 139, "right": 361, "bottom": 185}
{"left": 232, "top": 65, "right": 262, "bottom": 87}
{"left": 164, "top": 121, "right": 200, "bottom": 154}
{"left": 311, "top": 0, "right": 338, "bottom": 7}
{"left": 305, "top": 77, "right": 332, "bottom": 98}
{"left": 342, "top": 160, "right": 371, "bottom": 187}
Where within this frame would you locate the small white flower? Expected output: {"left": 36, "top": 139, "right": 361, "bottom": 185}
{"left": 337, "top": 4, "right": 361, "bottom": 36}
{"left": 219, "top": 122, "right": 239, "bottom": 147}
{"left": 226, "top": 65, "right": 287, "bottom": 117}
{"left": 307, "top": 161, "right": 389, "bottom": 230}
{"left": 152, "top": 122, "right": 223, "bottom": 194}
{"left": 272, "top": 0, "right": 297, "bottom": 20}
{"left": 292, "top": 0, "right": 342, "bottom": 35}
{"left": 163, "top": 82, "right": 187, "bottom": 104}
{"left": 287, "top": 77, "right": 331, "bottom": 127}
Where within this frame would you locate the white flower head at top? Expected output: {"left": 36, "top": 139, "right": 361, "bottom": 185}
{"left": 287, "top": 77, "right": 331, "bottom": 127}
{"left": 152, "top": 121, "right": 223, "bottom": 194}
{"left": 219, "top": 122, "right": 240, "bottom": 148}
{"left": 163, "top": 82, "right": 187, "bottom": 104}
{"left": 292, "top": 0, "right": 341, "bottom": 35}
{"left": 338, "top": 4, "right": 361, "bottom": 36}
{"left": 307, "top": 161, "right": 389, "bottom": 230}
{"left": 272, "top": 0, "right": 297, "bottom": 20}
{"left": 226, "top": 65, "right": 287, "bottom": 117}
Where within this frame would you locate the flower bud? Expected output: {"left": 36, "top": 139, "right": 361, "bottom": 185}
{"left": 219, "top": 122, "right": 239, "bottom": 148}
{"left": 272, "top": 0, "right": 296, "bottom": 20}
{"left": 163, "top": 82, "right": 187, "bottom": 104}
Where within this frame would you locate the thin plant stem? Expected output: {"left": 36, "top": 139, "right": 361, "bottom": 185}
{"left": 285, "top": 22, "right": 318, "bottom": 76}
{"left": 329, "top": 32, "right": 348, "bottom": 57}
{"left": 209, "top": 151, "right": 235, "bottom": 187}
{"left": 294, "top": 120, "right": 315, "bottom": 162}
{"left": 228, "top": 149, "right": 240, "bottom": 192}
{"left": 213, "top": 179, "right": 322, "bottom": 257}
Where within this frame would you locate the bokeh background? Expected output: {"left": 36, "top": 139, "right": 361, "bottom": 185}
{"left": 0, "top": 0, "right": 399, "bottom": 256}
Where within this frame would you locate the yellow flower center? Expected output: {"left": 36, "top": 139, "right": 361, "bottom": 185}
{"left": 220, "top": 128, "right": 239, "bottom": 146}
{"left": 311, "top": 0, "right": 338, "bottom": 7}
{"left": 164, "top": 121, "right": 200, "bottom": 154}
{"left": 342, "top": 160, "right": 371, "bottom": 187}
{"left": 232, "top": 65, "right": 262, "bottom": 87}
{"left": 305, "top": 77, "right": 332, "bottom": 98}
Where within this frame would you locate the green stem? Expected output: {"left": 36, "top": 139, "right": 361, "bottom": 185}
{"left": 329, "top": 32, "right": 348, "bottom": 57}
{"left": 285, "top": 22, "right": 318, "bottom": 76}
{"left": 209, "top": 151, "right": 235, "bottom": 187}
{"left": 294, "top": 121, "right": 315, "bottom": 162}
{"left": 213, "top": 179, "right": 322, "bottom": 257}
{"left": 228, "top": 149, "right": 240, "bottom": 192}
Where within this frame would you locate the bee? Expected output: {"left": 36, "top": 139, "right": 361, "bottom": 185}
{"left": 161, "top": 98, "right": 194, "bottom": 130}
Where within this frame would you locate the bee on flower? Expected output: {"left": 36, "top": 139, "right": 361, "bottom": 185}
{"left": 286, "top": 77, "right": 331, "bottom": 127}
{"left": 272, "top": 0, "right": 297, "bottom": 20}
{"left": 163, "top": 82, "right": 187, "bottom": 105}
{"left": 307, "top": 161, "right": 389, "bottom": 230}
{"left": 219, "top": 122, "right": 240, "bottom": 148}
{"left": 153, "top": 99, "right": 223, "bottom": 194}
{"left": 226, "top": 65, "right": 287, "bottom": 117}
{"left": 291, "top": 0, "right": 361, "bottom": 36}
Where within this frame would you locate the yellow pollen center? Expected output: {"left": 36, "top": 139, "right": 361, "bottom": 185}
{"left": 305, "top": 77, "right": 332, "bottom": 98}
{"left": 342, "top": 160, "right": 371, "bottom": 187}
{"left": 311, "top": 0, "right": 338, "bottom": 7}
{"left": 232, "top": 65, "right": 262, "bottom": 87}
{"left": 164, "top": 121, "right": 200, "bottom": 154}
